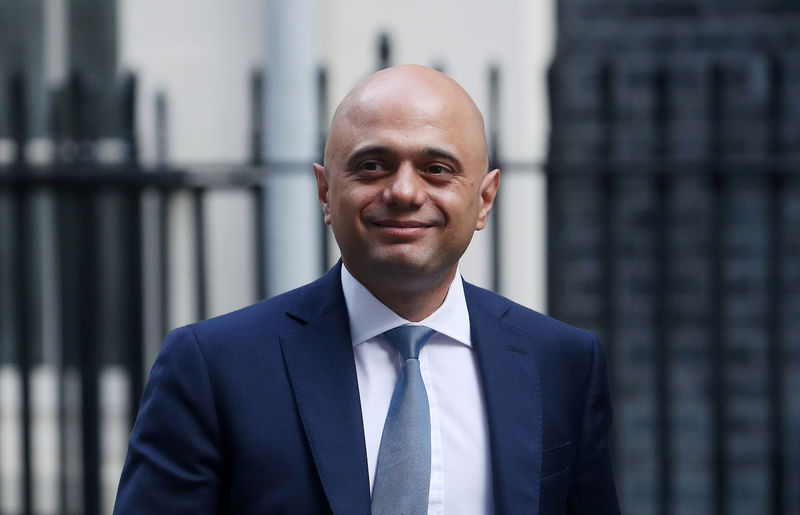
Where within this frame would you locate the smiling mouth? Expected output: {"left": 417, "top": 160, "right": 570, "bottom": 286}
{"left": 372, "top": 219, "right": 433, "bottom": 239}
{"left": 374, "top": 219, "right": 431, "bottom": 228}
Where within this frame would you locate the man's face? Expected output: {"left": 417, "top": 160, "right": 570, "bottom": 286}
{"left": 315, "top": 70, "right": 499, "bottom": 286}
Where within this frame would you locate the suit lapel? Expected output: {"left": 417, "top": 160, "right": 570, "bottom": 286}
{"left": 280, "top": 265, "right": 371, "bottom": 515}
{"left": 467, "top": 284, "right": 542, "bottom": 514}
{"left": 279, "top": 271, "right": 543, "bottom": 514}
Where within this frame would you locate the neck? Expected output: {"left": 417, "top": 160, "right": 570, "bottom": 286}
{"left": 345, "top": 264, "right": 456, "bottom": 322}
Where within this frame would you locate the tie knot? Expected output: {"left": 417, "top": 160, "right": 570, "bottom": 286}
{"left": 383, "top": 324, "right": 435, "bottom": 360}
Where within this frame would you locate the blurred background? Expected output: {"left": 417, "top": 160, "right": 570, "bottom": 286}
{"left": 0, "top": 0, "right": 798, "bottom": 514}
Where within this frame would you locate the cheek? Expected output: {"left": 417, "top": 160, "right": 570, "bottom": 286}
{"left": 436, "top": 189, "right": 481, "bottom": 219}
{"left": 330, "top": 189, "right": 374, "bottom": 224}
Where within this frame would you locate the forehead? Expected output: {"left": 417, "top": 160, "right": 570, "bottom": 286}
{"left": 346, "top": 97, "right": 459, "bottom": 135}
{"left": 329, "top": 83, "right": 487, "bottom": 165}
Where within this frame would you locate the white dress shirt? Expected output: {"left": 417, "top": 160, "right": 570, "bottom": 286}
{"left": 341, "top": 264, "right": 494, "bottom": 515}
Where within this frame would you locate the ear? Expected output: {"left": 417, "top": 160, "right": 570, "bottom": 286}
{"left": 474, "top": 168, "right": 500, "bottom": 231}
{"left": 313, "top": 163, "right": 332, "bottom": 225}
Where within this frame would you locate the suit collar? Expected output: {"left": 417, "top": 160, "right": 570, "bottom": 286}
{"left": 465, "top": 283, "right": 543, "bottom": 513}
{"left": 280, "top": 263, "right": 371, "bottom": 515}
{"left": 282, "top": 262, "right": 347, "bottom": 324}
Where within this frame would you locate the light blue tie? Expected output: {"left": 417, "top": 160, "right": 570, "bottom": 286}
{"left": 371, "top": 324, "right": 436, "bottom": 515}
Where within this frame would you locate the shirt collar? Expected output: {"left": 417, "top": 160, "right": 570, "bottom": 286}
{"left": 341, "top": 263, "right": 472, "bottom": 348}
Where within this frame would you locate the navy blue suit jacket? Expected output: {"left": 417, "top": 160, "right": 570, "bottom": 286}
{"left": 114, "top": 264, "right": 620, "bottom": 514}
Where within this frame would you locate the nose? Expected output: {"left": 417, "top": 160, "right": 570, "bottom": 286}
{"left": 382, "top": 163, "right": 425, "bottom": 207}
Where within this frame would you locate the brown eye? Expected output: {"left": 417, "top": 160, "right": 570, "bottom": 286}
{"left": 426, "top": 165, "right": 450, "bottom": 175}
{"left": 360, "top": 161, "right": 385, "bottom": 171}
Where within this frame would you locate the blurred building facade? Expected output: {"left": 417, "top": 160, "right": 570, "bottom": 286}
{"left": 548, "top": 1, "right": 800, "bottom": 514}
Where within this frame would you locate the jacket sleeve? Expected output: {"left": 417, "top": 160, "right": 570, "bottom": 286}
{"left": 113, "top": 325, "right": 224, "bottom": 514}
{"left": 567, "top": 335, "right": 621, "bottom": 514}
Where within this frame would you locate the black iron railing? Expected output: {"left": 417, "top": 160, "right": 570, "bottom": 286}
{"left": 547, "top": 52, "right": 800, "bottom": 515}
{"left": 0, "top": 162, "right": 274, "bottom": 515}
{"left": 0, "top": 40, "right": 511, "bottom": 513}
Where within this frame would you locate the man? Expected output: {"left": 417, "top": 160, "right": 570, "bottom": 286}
{"left": 114, "top": 65, "right": 620, "bottom": 514}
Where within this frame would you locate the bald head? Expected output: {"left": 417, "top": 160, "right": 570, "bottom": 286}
{"left": 312, "top": 65, "right": 500, "bottom": 318}
{"left": 324, "top": 65, "right": 489, "bottom": 170}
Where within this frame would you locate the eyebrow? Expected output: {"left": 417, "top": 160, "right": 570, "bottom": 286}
{"left": 346, "top": 145, "right": 393, "bottom": 169}
{"left": 345, "top": 144, "right": 463, "bottom": 171}
{"left": 421, "top": 146, "right": 462, "bottom": 170}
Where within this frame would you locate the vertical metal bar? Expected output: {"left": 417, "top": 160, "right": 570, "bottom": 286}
{"left": 654, "top": 171, "right": 671, "bottom": 515}
{"left": 125, "top": 188, "right": 144, "bottom": 423}
{"left": 252, "top": 184, "right": 267, "bottom": 301}
{"left": 377, "top": 33, "right": 391, "bottom": 70}
{"left": 767, "top": 55, "right": 786, "bottom": 515}
{"left": 155, "top": 91, "right": 168, "bottom": 165}
{"left": 121, "top": 71, "right": 145, "bottom": 421}
{"left": 0, "top": 190, "right": 5, "bottom": 513}
{"left": 709, "top": 61, "right": 727, "bottom": 515}
{"left": 653, "top": 64, "right": 672, "bottom": 515}
{"left": 70, "top": 69, "right": 101, "bottom": 515}
{"left": 710, "top": 169, "right": 726, "bottom": 515}
{"left": 55, "top": 188, "right": 75, "bottom": 515}
{"left": 250, "top": 68, "right": 264, "bottom": 167}
{"left": 155, "top": 91, "right": 171, "bottom": 336}
{"left": 249, "top": 70, "right": 269, "bottom": 297}
{"left": 121, "top": 72, "right": 138, "bottom": 164}
{"left": 12, "top": 72, "right": 28, "bottom": 163}
{"left": 77, "top": 188, "right": 100, "bottom": 515}
{"left": 46, "top": 74, "right": 69, "bottom": 515}
{"left": 488, "top": 65, "right": 502, "bottom": 293}
{"left": 316, "top": 67, "right": 327, "bottom": 162}
{"left": 545, "top": 168, "right": 559, "bottom": 316}
{"left": 767, "top": 170, "right": 785, "bottom": 515}
{"left": 13, "top": 188, "right": 34, "bottom": 515}
{"left": 158, "top": 188, "right": 171, "bottom": 339}
{"left": 131, "top": 80, "right": 145, "bottom": 414}
{"left": 600, "top": 169, "right": 618, "bottom": 474}
{"left": 68, "top": 71, "right": 97, "bottom": 162}
{"left": 317, "top": 66, "right": 330, "bottom": 274}
{"left": 597, "top": 59, "right": 620, "bottom": 476}
{"left": 56, "top": 69, "right": 83, "bottom": 511}
{"left": 193, "top": 188, "right": 207, "bottom": 321}
{"left": 545, "top": 62, "right": 559, "bottom": 318}
{"left": 11, "top": 70, "right": 34, "bottom": 515}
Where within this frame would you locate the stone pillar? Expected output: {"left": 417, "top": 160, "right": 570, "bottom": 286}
{"left": 264, "top": 0, "right": 322, "bottom": 295}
